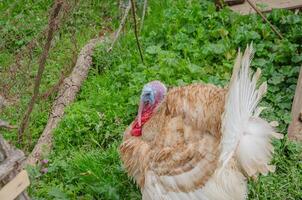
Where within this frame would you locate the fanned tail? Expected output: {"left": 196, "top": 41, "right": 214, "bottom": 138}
{"left": 220, "top": 44, "right": 283, "bottom": 177}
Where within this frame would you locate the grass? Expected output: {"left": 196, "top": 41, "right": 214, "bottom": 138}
{"left": 0, "top": 0, "right": 117, "bottom": 150}
{"left": 1, "top": 0, "right": 302, "bottom": 199}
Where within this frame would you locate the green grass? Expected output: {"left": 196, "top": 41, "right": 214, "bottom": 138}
{"left": 1, "top": 0, "right": 302, "bottom": 199}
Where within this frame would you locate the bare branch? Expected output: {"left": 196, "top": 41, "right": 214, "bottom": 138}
{"left": 18, "top": 0, "right": 64, "bottom": 143}
{"left": 130, "top": 0, "right": 144, "bottom": 64}
{"left": 108, "top": 0, "right": 132, "bottom": 52}
{"left": 246, "top": 0, "right": 283, "bottom": 40}
{"left": 140, "top": 0, "right": 148, "bottom": 32}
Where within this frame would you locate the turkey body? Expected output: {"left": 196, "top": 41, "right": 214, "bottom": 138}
{"left": 120, "top": 46, "right": 281, "bottom": 200}
{"left": 121, "top": 84, "right": 246, "bottom": 200}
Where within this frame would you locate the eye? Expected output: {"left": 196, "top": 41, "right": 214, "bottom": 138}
{"left": 142, "top": 91, "right": 154, "bottom": 104}
{"left": 143, "top": 93, "right": 151, "bottom": 102}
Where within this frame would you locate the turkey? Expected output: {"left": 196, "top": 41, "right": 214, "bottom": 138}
{"left": 119, "top": 44, "right": 283, "bottom": 200}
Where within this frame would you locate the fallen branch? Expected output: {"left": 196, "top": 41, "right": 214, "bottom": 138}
{"left": 130, "top": 0, "right": 144, "bottom": 64}
{"left": 107, "top": 0, "right": 131, "bottom": 52}
{"left": 18, "top": 0, "right": 64, "bottom": 143}
{"left": 246, "top": 0, "right": 283, "bottom": 40}
{"left": 25, "top": 37, "right": 103, "bottom": 166}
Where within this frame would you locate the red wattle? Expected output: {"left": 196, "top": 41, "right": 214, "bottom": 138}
{"left": 131, "top": 105, "right": 154, "bottom": 137}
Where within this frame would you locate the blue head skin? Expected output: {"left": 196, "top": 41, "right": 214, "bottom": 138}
{"left": 137, "top": 81, "right": 167, "bottom": 126}
{"left": 141, "top": 85, "right": 155, "bottom": 105}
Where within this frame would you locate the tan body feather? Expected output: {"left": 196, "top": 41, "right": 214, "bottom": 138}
{"left": 120, "top": 84, "right": 228, "bottom": 195}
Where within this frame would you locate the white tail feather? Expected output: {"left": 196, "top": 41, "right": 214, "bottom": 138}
{"left": 220, "top": 44, "right": 283, "bottom": 177}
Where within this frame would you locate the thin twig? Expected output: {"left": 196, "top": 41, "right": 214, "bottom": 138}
{"left": 18, "top": 0, "right": 64, "bottom": 143}
{"left": 130, "top": 0, "right": 144, "bottom": 64}
{"left": 140, "top": 0, "right": 148, "bottom": 32}
{"left": 0, "top": 119, "right": 17, "bottom": 130}
{"left": 246, "top": 0, "right": 283, "bottom": 40}
{"left": 118, "top": 0, "right": 124, "bottom": 19}
{"left": 107, "top": 0, "right": 132, "bottom": 52}
{"left": 39, "top": 72, "right": 66, "bottom": 100}
{"left": 40, "top": 30, "right": 78, "bottom": 100}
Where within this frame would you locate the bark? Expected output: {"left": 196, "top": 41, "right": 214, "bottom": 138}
{"left": 25, "top": 37, "right": 103, "bottom": 166}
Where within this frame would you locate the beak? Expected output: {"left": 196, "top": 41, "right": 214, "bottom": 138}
{"left": 137, "top": 101, "right": 144, "bottom": 127}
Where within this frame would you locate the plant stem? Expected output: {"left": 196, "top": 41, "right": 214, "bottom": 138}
{"left": 130, "top": 0, "right": 144, "bottom": 64}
